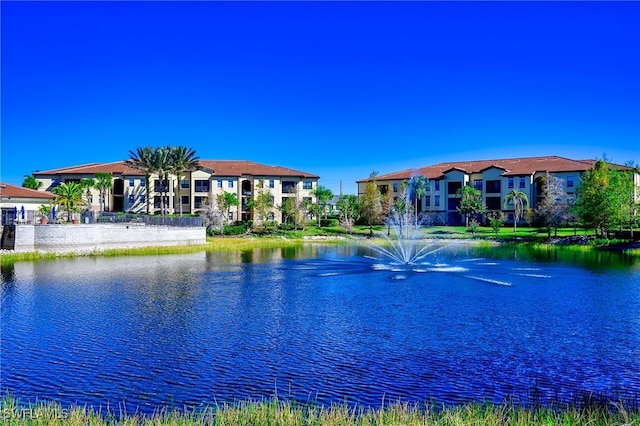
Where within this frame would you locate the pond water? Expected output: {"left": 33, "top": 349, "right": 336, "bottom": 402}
{"left": 1, "top": 242, "right": 639, "bottom": 413}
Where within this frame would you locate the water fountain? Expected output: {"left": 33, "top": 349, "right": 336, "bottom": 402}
{"left": 364, "top": 177, "right": 512, "bottom": 285}
{"left": 367, "top": 176, "right": 434, "bottom": 265}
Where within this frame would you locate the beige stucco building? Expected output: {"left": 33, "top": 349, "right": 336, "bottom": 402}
{"left": 357, "top": 155, "right": 640, "bottom": 226}
{"left": 32, "top": 160, "right": 319, "bottom": 224}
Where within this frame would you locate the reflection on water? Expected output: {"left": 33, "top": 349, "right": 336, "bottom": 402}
{"left": 1, "top": 243, "right": 639, "bottom": 413}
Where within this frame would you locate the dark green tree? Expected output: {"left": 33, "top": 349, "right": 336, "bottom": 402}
{"left": 574, "top": 159, "right": 618, "bottom": 238}
{"left": 360, "top": 171, "right": 383, "bottom": 236}
{"left": 23, "top": 175, "right": 42, "bottom": 190}
{"left": 52, "top": 181, "right": 86, "bottom": 222}
{"left": 456, "top": 185, "right": 484, "bottom": 228}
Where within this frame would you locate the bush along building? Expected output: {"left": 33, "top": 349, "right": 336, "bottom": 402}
{"left": 357, "top": 155, "right": 640, "bottom": 228}
{"left": 31, "top": 160, "right": 319, "bottom": 225}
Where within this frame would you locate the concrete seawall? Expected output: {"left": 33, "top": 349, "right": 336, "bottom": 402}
{"left": 14, "top": 223, "right": 206, "bottom": 253}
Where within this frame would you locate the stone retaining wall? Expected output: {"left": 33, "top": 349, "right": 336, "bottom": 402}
{"left": 14, "top": 223, "right": 206, "bottom": 253}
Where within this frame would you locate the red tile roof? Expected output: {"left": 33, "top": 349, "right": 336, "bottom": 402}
{"left": 358, "top": 156, "right": 598, "bottom": 182}
{"left": 198, "top": 160, "right": 319, "bottom": 178}
{"left": 0, "top": 183, "right": 55, "bottom": 200}
{"left": 34, "top": 161, "right": 145, "bottom": 176}
{"left": 33, "top": 160, "right": 319, "bottom": 179}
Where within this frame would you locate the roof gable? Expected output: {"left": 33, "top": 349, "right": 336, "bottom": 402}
{"left": 0, "top": 183, "right": 55, "bottom": 200}
{"left": 362, "top": 155, "right": 597, "bottom": 182}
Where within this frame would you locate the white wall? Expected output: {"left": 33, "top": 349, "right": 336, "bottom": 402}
{"left": 14, "top": 224, "right": 206, "bottom": 253}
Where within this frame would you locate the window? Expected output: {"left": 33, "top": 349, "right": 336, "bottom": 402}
{"left": 434, "top": 180, "right": 440, "bottom": 191}
{"left": 282, "top": 181, "right": 296, "bottom": 193}
{"left": 129, "top": 178, "right": 135, "bottom": 187}
{"left": 567, "top": 176, "right": 574, "bottom": 187}
{"left": 486, "top": 180, "right": 501, "bottom": 193}
{"left": 393, "top": 183, "right": 399, "bottom": 192}
{"left": 181, "top": 180, "right": 189, "bottom": 189}
{"left": 140, "top": 180, "right": 145, "bottom": 187}
{"left": 228, "top": 212, "right": 233, "bottom": 221}
{"left": 181, "top": 195, "right": 189, "bottom": 205}
{"left": 435, "top": 195, "right": 440, "bottom": 207}
{"left": 268, "top": 212, "right": 275, "bottom": 220}
{"left": 128, "top": 195, "right": 135, "bottom": 203}
{"left": 153, "top": 196, "right": 162, "bottom": 208}
{"left": 303, "top": 181, "right": 312, "bottom": 190}
{"left": 519, "top": 177, "right": 526, "bottom": 189}
{"left": 228, "top": 179, "right": 234, "bottom": 188}
{"left": 140, "top": 195, "right": 145, "bottom": 203}
{"left": 508, "top": 178, "right": 514, "bottom": 189}
{"left": 303, "top": 197, "right": 312, "bottom": 204}
{"left": 269, "top": 179, "right": 275, "bottom": 188}
{"left": 194, "top": 196, "right": 205, "bottom": 208}
{"left": 425, "top": 195, "right": 431, "bottom": 206}
{"left": 448, "top": 182, "right": 462, "bottom": 194}
{"left": 194, "top": 180, "right": 209, "bottom": 193}
{"left": 486, "top": 197, "right": 501, "bottom": 210}
{"left": 217, "top": 179, "right": 223, "bottom": 188}
{"left": 474, "top": 180, "right": 483, "bottom": 190}
{"left": 154, "top": 179, "right": 169, "bottom": 192}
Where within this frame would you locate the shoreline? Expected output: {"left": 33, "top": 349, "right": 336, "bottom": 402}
{"left": 1, "top": 234, "right": 638, "bottom": 266}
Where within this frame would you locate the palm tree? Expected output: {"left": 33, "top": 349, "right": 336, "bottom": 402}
{"left": 126, "top": 146, "right": 156, "bottom": 214}
{"left": 311, "top": 185, "right": 333, "bottom": 227}
{"left": 152, "top": 146, "right": 172, "bottom": 216}
{"left": 79, "top": 178, "right": 95, "bottom": 207}
{"left": 94, "top": 173, "right": 113, "bottom": 212}
{"left": 22, "top": 175, "right": 42, "bottom": 190}
{"left": 168, "top": 146, "right": 200, "bottom": 216}
{"left": 52, "top": 181, "right": 86, "bottom": 223}
{"left": 504, "top": 189, "right": 529, "bottom": 232}
{"left": 411, "top": 175, "right": 428, "bottom": 225}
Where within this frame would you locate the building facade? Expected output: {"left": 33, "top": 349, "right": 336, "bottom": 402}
{"left": 32, "top": 160, "right": 320, "bottom": 224}
{"left": 0, "top": 183, "right": 56, "bottom": 225}
{"left": 357, "top": 156, "right": 640, "bottom": 226}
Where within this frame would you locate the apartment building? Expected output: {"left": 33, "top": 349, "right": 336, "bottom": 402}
{"left": 357, "top": 155, "right": 639, "bottom": 226}
{"left": 32, "top": 160, "right": 319, "bottom": 224}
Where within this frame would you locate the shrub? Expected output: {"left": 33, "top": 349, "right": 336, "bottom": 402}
{"left": 320, "top": 218, "right": 339, "bottom": 227}
{"left": 467, "top": 218, "right": 480, "bottom": 234}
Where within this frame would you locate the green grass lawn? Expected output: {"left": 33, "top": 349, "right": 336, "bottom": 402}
{"left": 2, "top": 394, "right": 639, "bottom": 426}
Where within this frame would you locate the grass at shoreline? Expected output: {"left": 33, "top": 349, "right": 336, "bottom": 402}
{"left": 2, "top": 395, "right": 640, "bottom": 426}
{"left": 1, "top": 226, "right": 638, "bottom": 266}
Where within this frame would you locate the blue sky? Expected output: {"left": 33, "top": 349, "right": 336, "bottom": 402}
{"left": 2, "top": 1, "right": 638, "bottom": 195}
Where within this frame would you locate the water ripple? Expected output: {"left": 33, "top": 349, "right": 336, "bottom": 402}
{"left": 1, "top": 249, "right": 639, "bottom": 413}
